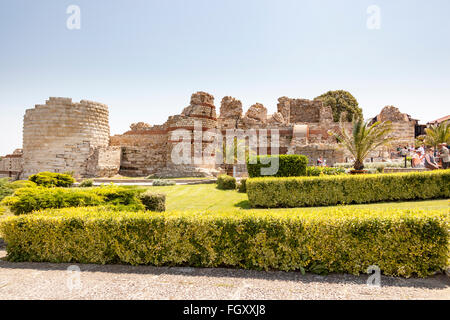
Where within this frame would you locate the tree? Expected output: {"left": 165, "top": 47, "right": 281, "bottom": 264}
{"left": 329, "top": 117, "right": 393, "bottom": 170}
{"left": 424, "top": 121, "right": 450, "bottom": 149}
{"left": 315, "top": 90, "right": 363, "bottom": 122}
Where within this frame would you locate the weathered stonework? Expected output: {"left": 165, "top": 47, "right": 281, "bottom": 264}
{"left": 21, "top": 97, "right": 114, "bottom": 178}
{"left": 371, "top": 106, "right": 416, "bottom": 148}
{"left": 1, "top": 93, "right": 420, "bottom": 179}
{"left": 0, "top": 149, "right": 23, "bottom": 179}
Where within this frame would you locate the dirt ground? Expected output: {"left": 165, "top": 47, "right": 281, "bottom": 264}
{"left": 0, "top": 248, "right": 448, "bottom": 300}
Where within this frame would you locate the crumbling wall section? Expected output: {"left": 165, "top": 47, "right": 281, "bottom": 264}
{"left": 374, "top": 106, "right": 416, "bottom": 148}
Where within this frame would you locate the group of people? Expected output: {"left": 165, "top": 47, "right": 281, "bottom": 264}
{"left": 316, "top": 156, "right": 327, "bottom": 167}
{"left": 411, "top": 143, "right": 450, "bottom": 170}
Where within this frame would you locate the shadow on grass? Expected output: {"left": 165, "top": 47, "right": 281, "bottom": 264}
{"left": 234, "top": 200, "right": 251, "bottom": 209}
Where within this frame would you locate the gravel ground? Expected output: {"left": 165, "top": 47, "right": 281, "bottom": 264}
{"left": 0, "top": 249, "right": 448, "bottom": 300}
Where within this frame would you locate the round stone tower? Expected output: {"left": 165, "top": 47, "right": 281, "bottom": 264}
{"left": 22, "top": 97, "right": 110, "bottom": 178}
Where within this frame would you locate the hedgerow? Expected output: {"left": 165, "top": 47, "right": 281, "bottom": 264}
{"left": 306, "top": 166, "right": 346, "bottom": 176}
{"left": 0, "top": 207, "right": 448, "bottom": 277}
{"left": 1, "top": 186, "right": 145, "bottom": 215}
{"left": 247, "top": 154, "right": 308, "bottom": 178}
{"left": 247, "top": 170, "right": 450, "bottom": 208}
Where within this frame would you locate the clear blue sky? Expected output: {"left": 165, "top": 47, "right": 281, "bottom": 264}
{"left": 1, "top": 0, "right": 449, "bottom": 155}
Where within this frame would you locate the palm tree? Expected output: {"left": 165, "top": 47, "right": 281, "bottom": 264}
{"left": 424, "top": 121, "right": 450, "bottom": 149}
{"left": 329, "top": 117, "right": 393, "bottom": 170}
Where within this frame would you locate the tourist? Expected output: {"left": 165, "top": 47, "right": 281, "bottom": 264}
{"left": 417, "top": 144, "right": 425, "bottom": 154}
{"left": 317, "top": 156, "right": 323, "bottom": 166}
{"left": 439, "top": 143, "right": 450, "bottom": 169}
{"left": 424, "top": 148, "right": 439, "bottom": 170}
{"left": 412, "top": 149, "right": 425, "bottom": 168}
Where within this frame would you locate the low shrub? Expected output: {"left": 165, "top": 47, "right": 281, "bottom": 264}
{"left": 247, "top": 154, "right": 308, "bottom": 178}
{"left": 29, "top": 172, "right": 75, "bottom": 188}
{"left": 139, "top": 191, "right": 166, "bottom": 212}
{"left": 217, "top": 175, "right": 236, "bottom": 190}
{"left": 247, "top": 170, "right": 450, "bottom": 208}
{"left": 306, "top": 166, "right": 346, "bottom": 176}
{"left": 335, "top": 161, "right": 411, "bottom": 170}
{"left": 1, "top": 186, "right": 145, "bottom": 215}
{"left": 78, "top": 179, "right": 94, "bottom": 188}
{"left": 9, "top": 180, "right": 37, "bottom": 189}
{"left": 152, "top": 179, "right": 176, "bottom": 186}
{"left": 0, "top": 178, "right": 13, "bottom": 201}
{"left": 0, "top": 207, "right": 448, "bottom": 277}
{"left": 237, "top": 178, "right": 247, "bottom": 193}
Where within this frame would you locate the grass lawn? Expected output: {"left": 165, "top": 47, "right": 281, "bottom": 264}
{"left": 146, "top": 184, "right": 450, "bottom": 212}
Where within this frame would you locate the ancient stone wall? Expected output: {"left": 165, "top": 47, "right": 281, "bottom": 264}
{"left": 86, "top": 146, "right": 122, "bottom": 177}
{"left": 11, "top": 93, "right": 420, "bottom": 179}
{"left": 277, "top": 98, "right": 332, "bottom": 124}
{"left": 373, "top": 106, "right": 416, "bottom": 148}
{"left": 0, "top": 149, "right": 23, "bottom": 179}
{"left": 22, "top": 97, "right": 113, "bottom": 178}
{"left": 110, "top": 124, "right": 168, "bottom": 177}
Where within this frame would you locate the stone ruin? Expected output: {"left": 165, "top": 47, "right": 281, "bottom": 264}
{"left": 0, "top": 92, "right": 419, "bottom": 179}
{"left": 369, "top": 105, "right": 417, "bottom": 149}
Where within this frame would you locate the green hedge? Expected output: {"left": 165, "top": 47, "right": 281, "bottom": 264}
{"left": 1, "top": 186, "right": 145, "bottom": 215}
{"left": 247, "top": 170, "right": 450, "bottom": 208}
{"left": 29, "top": 172, "right": 75, "bottom": 188}
{"left": 216, "top": 175, "right": 236, "bottom": 190}
{"left": 139, "top": 191, "right": 166, "bottom": 212}
{"left": 0, "top": 207, "right": 448, "bottom": 277}
{"left": 247, "top": 154, "right": 308, "bottom": 178}
{"left": 306, "top": 166, "right": 346, "bottom": 176}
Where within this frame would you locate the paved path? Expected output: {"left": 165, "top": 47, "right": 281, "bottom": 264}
{"left": 1, "top": 250, "right": 448, "bottom": 300}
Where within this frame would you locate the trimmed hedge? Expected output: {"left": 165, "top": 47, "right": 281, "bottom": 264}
{"left": 140, "top": 191, "right": 166, "bottom": 212}
{"left": 247, "top": 154, "right": 308, "bottom": 178}
{"left": 217, "top": 175, "right": 236, "bottom": 190}
{"left": 306, "top": 166, "right": 346, "bottom": 176}
{"left": 247, "top": 170, "right": 450, "bottom": 208}
{"left": 0, "top": 207, "right": 448, "bottom": 277}
{"left": 29, "top": 172, "right": 75, "bottom": 188}
{"left": 1, "top": 186, "right": 145, "bottom": 215}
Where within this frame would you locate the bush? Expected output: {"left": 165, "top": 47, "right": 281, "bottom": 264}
{"left": 247, "top": 170, "right": 450, "bottom": 208}
{"left": 139, "top": 191, "right": 166, "bottom": 212}
{"left": 78, "top": 179, "right": 94, "bottom": 188}
{"left": 216, "top": 175, "right": 236, "bottom": 190}
{"left": 0, "top": 178, "right": 13, "bottom": 201}
{"left": 152, "top": 179, "right": 176, "bottom": 186}
{"left": 247, "top": 155, "right": 308, "bottom": 178}
{"left": 29, "top": 172, "right": 75, "bottom": 188}
{"left": 237, "top": 178, "right": 247, "bottom": 193}
{"left": 306, "top": 166, "right": 346, "bottom": 176}
{"left": 9, "top": 180, "right": 37, "bottom": 189}
{"left": 335, "top": 161, "right": 411, "bottom": 169}
{"left": 1, "top": 186, "right": 145, "bottom": 215}
{"left": 0, "top": 207, "right": 448, "bottom": 277}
